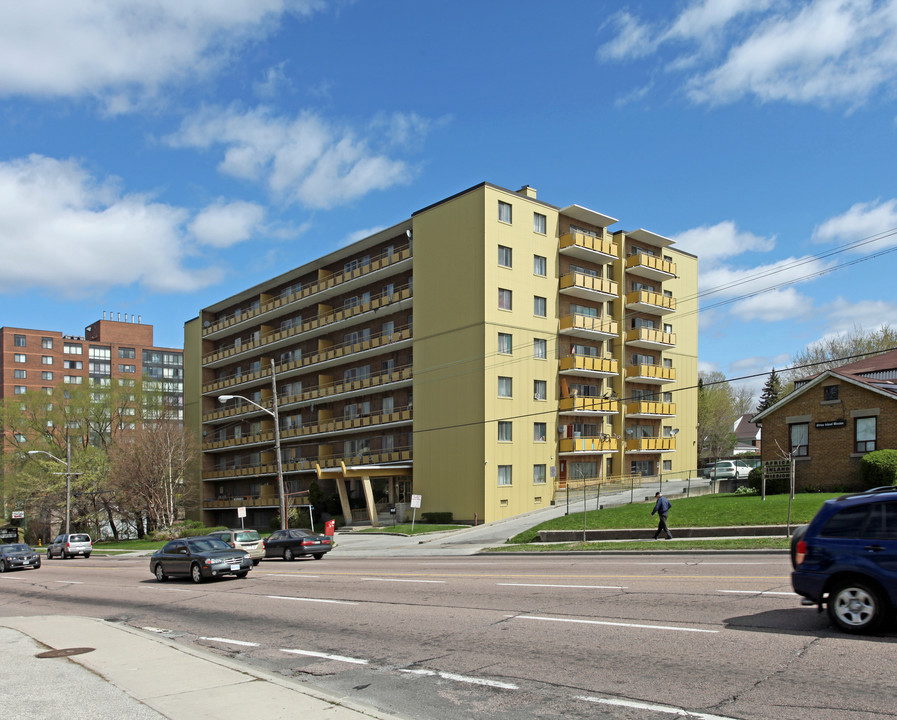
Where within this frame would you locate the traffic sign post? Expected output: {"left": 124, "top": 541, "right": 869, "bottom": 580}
{"left": 410, "top": 494, "right": 422, "bottom": 533}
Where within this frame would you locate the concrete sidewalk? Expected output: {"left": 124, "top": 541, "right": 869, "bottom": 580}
{"left": 1, "top": 615, "right": 406, "bottom": 720}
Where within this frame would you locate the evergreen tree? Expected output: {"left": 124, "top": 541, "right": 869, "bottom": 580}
{"left": 756, "top": 368, "right": 782, "bottom": 414}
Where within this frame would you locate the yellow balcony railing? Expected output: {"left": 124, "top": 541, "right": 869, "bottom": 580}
{"left": 626, "top": 253, "right": 676, "bottom": 276}
{"left": 559, "top": 314, "right": 618, "bottom": 337}
{"left": 625, "top": 437, "right": 677, "bottom": 452}
{"left": 626, "top": 401, "right": 676, "bottom": 416}
{"left": 625, "top": 364, "right": 676, "bottom": 381}
{"left": 559, "top": 436, "right": 618, "bottom": 453}
{"left": 559, "top": 272, "right": 618, "bottom": 297}
{"left": 559, "top": 397, "right": 618, "bottom": 414}
{"left": 625, "top": 290, "right": 676, "bottom": 312}
{"left": 559, "top": 356, "right": 618, "bottom": 375}
{"left": 625, "top": 327, "right": 676, "bottom": 346}
{"left": 559, "top": 232, "right": 618, "bottom": 259}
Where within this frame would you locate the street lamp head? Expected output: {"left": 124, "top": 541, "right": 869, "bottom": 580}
{"left": 218, "top": 395, "right": 234, "bottom": 403}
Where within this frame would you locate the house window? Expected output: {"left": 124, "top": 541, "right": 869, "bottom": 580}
{"left": 533, "top": 464, "right": 547, "bottom": 484}
{"left": 534, "top": 422, "right": 546, "bottom": 442}
{"left": 856, "top": 417, "right": 877, "bottom": 453}
{"left": 498, "top": 288, "right": 512, "bottom": 310}
{"left": 498, "top": 245, "right": 512, "bottom": 268}
{"left": 534, "top": 380, "right": 547, "bottom": 400}
{"left": 14, "top": 335, "right": 26, "bottom": 347}
{"left": 498, "top": 421, "right": 513, "bottom": 442}
{"left": 533, "top": 338, "right": 546, "bottom": 359}
{"left": 533, "top": 212, "right": 546, "bottom": 234}
{"left": 498, "top": 201, "right": 512, "bottom": 224}
{"left": 533, "top": 254, "right": 546, "bottom": 276}
{"left": 790, "top": 422, "right": 809, "bottom": 457}
{"left": 14, "top": 354, "right": 25, "bottom": 363}
{"left": 14, "top": 369, "right": 26, "bottom": 379}
{"left": 41, "top": 337, "right": 53, "bottom": 349}
{"left": 498, "top": 465, "right": 512, "bottom": 486}
{"left": 498, "top": 333, "right": 512, "bottom": 355}
{"left": 823, "top": 385, "right": 839, "bottom": 401}
{"left": 534, "top": 296, "right": 547, "bottom": 317}
{"left": 498, "top": 376, "right": 513, "bottom": 398}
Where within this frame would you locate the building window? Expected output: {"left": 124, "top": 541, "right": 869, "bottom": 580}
{"left": 534, "top": 422, "right": 546, "bottom": 442}
{"left": 663, "top": 460, "right": 672, "bottom": 472}
{"left": 498, "top": 201, "right": 512, "bottom": 224}
{"left": 14, "top": 354, "right": 26, "bottom": 363}
{"left": 790, "top": 422, "right": 809, "bottom": 457}
{"left": 64, "top": 375, "right": 83, "bottom": 384}
{"left": 533, "top": 254, "right": 546, "bottom": 276}
{"left": 14, "top": 369, "right": 26, "bottom": 379}
{"left": 498, "top": 288, "right": 512, "bottom": 310}
{"left": 533, "top": 464, "right": 547, "bottom": 485}
{"left": 14, "top": 386, "right": 26, "bottom": 394}
{"left": 823, "top": 385, "right": 839, "bottom": 401}
{"left": 533, "top": 212, "right": 546, "bottom": 234}
{"left": 498, "top": 421, "right": 513, "bottom": 442}
{"left": 14, "top": 334, "right": 26, "bottom": 347}
{"left": 534, "top": 296, "right": 547, "bottom": 317}
{"left": 498, "top": 376, "right": 513, "bottom": 398}
{"left": 41, "top": 337, "right": 53, "bottom": 349}
{"left": 534, "top": 380, "right": 547, "bottom": 400}
{"left": 498, "top": 333, "right": 512, "bottom": 355}
{"left": 41, "top": 355, "right": 53, "bottom": 365}
{"left": 42, "top": 371, "right": 53, "bottom": 380}
{"left": 64, "top": 342, "right": 82, "bottom": 355}
{"left": 498, "top": 245, "right": 512, "bottom": 268}
{"left": 64, "top": 360, "right": 82, "bottom": 370}
{"left": 118, "top": 347, "right": 136, "bottom": 359}
{"left": 119, "top": 364, "right": 136, "bottom": 373}
{"left": 498, "top": 465, "right": 512, "bottom": 486}
{"left": 533, "top": 338, "right": 547, "bottom": 359}
{"left": 856, "top": 417, "right": 877, "bottom": 453}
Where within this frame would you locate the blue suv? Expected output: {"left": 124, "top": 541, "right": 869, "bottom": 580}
{"left": 791, "top": 486, "right": 897, "bottom": 634}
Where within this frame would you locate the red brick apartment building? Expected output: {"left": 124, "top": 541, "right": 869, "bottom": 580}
{"left": 0, "top": 315, "right": 183, "bottom": 415}
{"left": 753, "top": 349, "right": 897, "bottom": 490}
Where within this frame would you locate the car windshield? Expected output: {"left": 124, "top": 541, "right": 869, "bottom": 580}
{"left": 70, "top": 534, "right": 90, "bottom": 542}
{"left": 3, "top": 544, "right": 30, "bottom": 553}
{"left": 235, "top": 531, "right": 260, "bottom": 542}
{"left": 187, "top": 538, "right": 232, "bottom": 553}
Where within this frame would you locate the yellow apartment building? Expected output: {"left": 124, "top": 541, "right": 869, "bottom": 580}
{"left": 185, "top": 182, "right": 698, "bottom": 527}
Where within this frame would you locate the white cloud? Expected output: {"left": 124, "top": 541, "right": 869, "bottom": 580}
{"left": 166, "top": 105, "right": 422, "bottom": 209}
{"left": 189, "top": 200, "right": 265, "bottom": 248}
{"left": 0, "top": 1, "right": 324, "bottom": 111}
{"left": 812, "top": 198, "right": 897, "bottom": 246}
{"left": 0, "top": 155, "right": 226, "bottom": 296}
{"left": 819, "top": 296, "right": 897, "bottom": 334}
{"left": 729, "top": 286, "right": 814, "bottom": 321}
{"left": 700, "top": 254, "right": 835, "bottom": 298}
{"left": 340, "top": 226, "right": 386, "bottom": 248}
{"left": 672, "top": 220, "right": 775, "bottom": 264}
{"left": 254, "top": 62, "right": 291, "bottom": 99}
{"left": 599, "top": 0, "right": 897, "bottom": 108}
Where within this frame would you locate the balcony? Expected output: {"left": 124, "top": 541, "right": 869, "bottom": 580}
{"left": 559, "top": 232, "right": 618, "bottom": 263}
{"left": 625, "top": 364, "right": 676, "bottom": 384}
{"left": 201, "top": 448, "right": 413, "bottom": 481}
{"left": 625, "top": 437, "right": 677, "bottom": 453}
{"left": 625, "top": 253, "right": 676, "bottom": 282}
{"left": 559, "top": 272, "right": 617, "bottom": 301}
{"left": 558, "top": 436, "right": 618, "bottom": 454}
{"left": 624, "top": 290, "right": 676, "bottom": 316}
{"left": 559, "top": 356, "right": 618, "bottom": 377}
{"left": 559, "top": 396, "right": 619, "bottom": 415}
{"left": 559, "top": 314, "right": 618, "bottom": 340}
{"left": 625, "top": 327, "right": 675, "bottom": 350}
{"left": 203, "top": 244, "right": 412, "bottom": 339}
{"left": 626, "top": 401, "right": 675, "bottom": 418}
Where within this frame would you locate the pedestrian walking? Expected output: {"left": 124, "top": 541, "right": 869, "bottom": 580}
{"left": 651, "top": 491, "right": 673, "bottom": 539}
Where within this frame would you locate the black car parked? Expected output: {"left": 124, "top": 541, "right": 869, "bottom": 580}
{"left": 0, "top": 543, "right": 41, "bottom": 572}
{"left": 791, "top": 486, "right": 897, "bottom": 633}
{"left": 149, "top": 536, "right": 252, "bottom": 583}
{"left": 263, "top": 528, "right": 332, "bottom": 561}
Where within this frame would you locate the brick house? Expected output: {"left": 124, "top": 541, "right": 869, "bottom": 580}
{"left": 752, "top": 350, "right": 897, "bottom": 491}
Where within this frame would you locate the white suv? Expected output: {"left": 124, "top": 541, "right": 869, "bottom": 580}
{"left": 703, "top": 460, "right": 751, "bottom": 480}
{"left": 46, "top": 533, "right": 92, "bottom": 559}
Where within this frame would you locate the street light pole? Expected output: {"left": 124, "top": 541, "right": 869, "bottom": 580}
{"left": 219, "top": 358, "right": 288, "bottom": 531}
{"left": 28, "top": 436, "right": 76, "bottom": 535}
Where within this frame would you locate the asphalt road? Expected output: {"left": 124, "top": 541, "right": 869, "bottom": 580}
{"left": 3, "top": 551, "right": 897, "bottom": 719}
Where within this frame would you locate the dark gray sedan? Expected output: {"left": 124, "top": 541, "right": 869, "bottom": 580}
{"left": 149, "top": 536, "right": 252, "bottom": 583}
{"left": 263, "top": 528, "right": 333, "bottom": 561}
{"left": 0, "top": 543, "right": 41, "bottom": 572}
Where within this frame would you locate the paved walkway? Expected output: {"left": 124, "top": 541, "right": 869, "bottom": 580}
{"left": 1, "top": 615, "right": 408, "bottom": 720}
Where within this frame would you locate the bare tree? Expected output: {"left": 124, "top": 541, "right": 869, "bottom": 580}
{"left": 785, "top": 323, "right": 897, "bottom": 386}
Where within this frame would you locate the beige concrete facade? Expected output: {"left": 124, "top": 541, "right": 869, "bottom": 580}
{"left": 186, "top": 182, "right": 698, "bottom": 527}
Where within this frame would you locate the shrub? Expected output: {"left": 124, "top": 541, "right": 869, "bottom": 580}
{"left": 860, "top": 449, "right": 897, "bottom": 490}
{"left": 151, "top": 520, "right": 226, "bottom": 541}
{"left": 421, "top": 511, "right": 453, "bottom": 524}
{"left": 734, "top": 485, "right": 757, "bottom": 495}
{"left": 747, "top": 466, "right": 790, "bottom": 495}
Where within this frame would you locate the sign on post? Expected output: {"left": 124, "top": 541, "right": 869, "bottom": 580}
{"left": 237, "top": 506, "right": 246, "bottom": 528}
{"left": 11, "top": 511, "right": 24, "bottom": 519}
{"left": 410, "top": 494, "right": 422, "bottom": 533}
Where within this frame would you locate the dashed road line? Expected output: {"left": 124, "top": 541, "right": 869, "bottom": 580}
{"left": 200, "top": 636, "right": 260, "bottom": 647}
{"left": 718, "top": 590, "right": 798, "bottom": 596}
{"left": 281, "top": 648, "right": 369, "bottom": 664}
{"left": 399, "top": 668, "right": 518, "bottom": 690}
{"left": 577, "top": 695, "right": 738, "bottom": 719}
{"left": 361, "top": 577, "right": 446, "bottom": 584}
{"left": 497, "top": 582, "right": 626, "bottom": 589}
{"left": 267, "top": 595, "right": 358, "bottom": 605}
{"left": 511, "top": 615, "right": 718, "bottom": 634}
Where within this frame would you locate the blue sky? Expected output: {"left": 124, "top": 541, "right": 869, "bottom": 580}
{"left": 1, "top": 0, "right": 896, "bottom": 402}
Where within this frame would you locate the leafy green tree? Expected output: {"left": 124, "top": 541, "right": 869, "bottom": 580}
{"left": 756, "top": 368, "right": 783, "bottom": 414}
{"left": 697, "top": 371, "right": 738, "bottom": 461}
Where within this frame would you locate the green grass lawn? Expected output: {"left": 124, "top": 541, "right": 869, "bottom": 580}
{"left": 508, "top": 492, "right": 837, "bottom": 544}
{"left": 487, "top": 537, "right": 792, "bottom": 553}
{"left": 358, "top": 524, "right": 468, "bottom": 535}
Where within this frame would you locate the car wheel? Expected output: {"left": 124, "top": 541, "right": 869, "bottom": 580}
{"left": 154, "top": 564, "right": 167, "bottom": 582}
{"left": 34, "top": 561, "right": 41, "bottom": 569}
{"left": 0, "top": 561, "right": 6, "bottom": 573}
{"left": 313, "top": 553, "right": 324, "bottom": 560}
{"left": 790, "top": 525, "right": 808, "bottom": 569}
{"left": 84, "top": 554, "right": 90, "bottom": 559}
{"left": 284, "top": 548, "right": 294, "bottom": 562}
{"left": 827, "top": 580, "right": 884, "bottom": 634}
{"left": 235, "top": 571, "right": 249, "bottom": 578}
{"left": 252, "top": 559, "right": 261, "bottom": 566}
{"left": 190, "top": 563, "right": 204, "bottom": 584}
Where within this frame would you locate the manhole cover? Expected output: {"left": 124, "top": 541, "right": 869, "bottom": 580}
{"left": 36, "top": 647, "right": 95, "bottom": 658}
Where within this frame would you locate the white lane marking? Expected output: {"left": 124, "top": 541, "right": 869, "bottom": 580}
{"left": 718, "top": 590, "right": 798, "bottom": 596}
{"left": 361, "top": 577, "right": 446, "bottom": 584}
{"left": 399, "top": 668, "right": 518, "bottom": 690}
{"left": 281, "top": 648, "right": 368, "bottom": 664}
{"left": 200, "top": 636, "right": 260, "bottom": 647}
{"left": 259, "top": 573, "right": 319, "bottom": 578}
{"left": 142, "top": 627, "right": 173, "bottom": 634}
{"left": 497, "top": 583, "right": 626, "bottom": 590}
{"left": 577, "top": 695, "right": 738, "bottom": 719}
{"left": 267, "top": 595, "right": 358, "bottom": 605}
{"left": 511, "top": 615, "right": 718, "bottom": 634}
{"left": 54, "top": 580, "right": 84, "bottom": 584}
{"left": 142, "top": 586, "right": 195, "bottom": 593}
{"left": 0, "top": 575, "right": 24, "bottom": 580}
